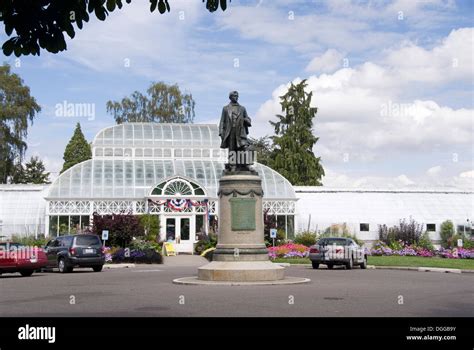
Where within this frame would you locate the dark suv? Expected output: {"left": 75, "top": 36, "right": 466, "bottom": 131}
{"left": 44, "top": 234, "right": 105, "bottom": 273}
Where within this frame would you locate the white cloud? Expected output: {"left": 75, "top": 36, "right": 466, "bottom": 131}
{"left": 459, "top": 170, "right": 474, "bottom": 179}
{"left": 383, "top": 28, "right": 474, "bottom": 84}
{"left": 252, "top": 27, "right": 473, "bottom": 188}
{"left": 59, "top": 1, "right": 203, "bottom": 72}
{"left": 427, "top": 166, "right": 442, "bottom": 176}
{"left": 396, "top": 174, "right": 415, "bottom": 186}
{"left": 215, "top": 6, "right": 402, "bottom": 53}
{"left": 306, "top": 49, "right": 345, "bottom": 73}
{"left": 253, "top": 28, "right": 474, "bottom": 164}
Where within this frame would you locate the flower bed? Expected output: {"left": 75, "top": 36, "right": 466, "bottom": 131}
{"left": 369, "top": 241, "right": 473, "bottom": 259}
{"left": 104, "top": 246, "right": 163, "bottom": 264}
{"left": 268, "top": 243, "right": 309, "bottom": 259}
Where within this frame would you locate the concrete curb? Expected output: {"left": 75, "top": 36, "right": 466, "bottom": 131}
{"left": 284, "top": 263, "right": 473, "bottom": 274}
{"left": 173, "top": 276, "right": 311, "bottom": 286}
{"left": 275, "top": 263, "right": 291, "bottom": 267}
{"left": 103, "top": 263, "right": 135, "bottom": 269}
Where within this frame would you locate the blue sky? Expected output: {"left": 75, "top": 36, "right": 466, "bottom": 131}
{"left": 1, "top": 0, "right": 473, "bottom": 188}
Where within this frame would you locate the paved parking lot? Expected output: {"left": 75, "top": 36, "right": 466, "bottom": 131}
{"left": 1, "top": 260, "right": 473, "bottom": 317}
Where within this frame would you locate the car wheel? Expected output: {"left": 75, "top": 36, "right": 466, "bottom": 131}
{"left": 92, "top": 265, "right": 103, "bottom": 272}
{"left": 346, "top": 256, "right": 353, "bottom": 270}
{"left": 20, "top": 270, "right": 34, "bottom": 277}
{"left": 360, "top": 256, "right": 367, "bottom": 269}
{"left": 58, "top": 258, "right": 72, "bottom": 273}
{"left": 327, "top": 264, "right": 334, "bottom": 269}
{"left": 311, "top": 262, "right": 319, "bottom": 269}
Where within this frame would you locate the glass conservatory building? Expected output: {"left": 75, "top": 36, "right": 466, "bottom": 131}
{"left": 45, "top": 123, "right": 297, "bottom": 252}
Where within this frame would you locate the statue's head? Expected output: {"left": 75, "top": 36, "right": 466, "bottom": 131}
{"left": 229, "top": 91, "right": 239, "bottom": 103}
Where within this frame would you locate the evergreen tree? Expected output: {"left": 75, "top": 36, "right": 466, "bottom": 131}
{"left": 61, "top": 123, "right": 91, "bottom": 173}
{"left": 19, "top": 156, "right": 50, "bottom": 184}
{"left": 269, "top": 79, "right": 325, "bottom": 186}
{"left": 248, "top": 136, "right": 273, "bottom": 166}
{"left": 10, "top": 162, "right": 26, "bottom": 184}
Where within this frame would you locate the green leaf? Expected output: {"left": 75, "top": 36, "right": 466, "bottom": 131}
{"left": 95, "top": 7, "right": 107, "bottom": 21}
{"left": 2, "top": 38, "right": 15, "bottom": 56}
{"left": 13, "top": 44, "right": 21, "bottom": 57}
{"left": 150, "top": 0, "right": 158, "bottom": 12}
{"left": 158, "top": 0, "right": 166, "bottom": 14}
{"left": 220, "top": 0, "right": 227, "bottom": 11}
{"left": 106, "top": 0, "right": 116, "bottom": 12}
{"left": 64, "top": 22, "right": 76, "bottom": 39}
{"left": 5, "top": 22, "right": 13, "bottom": 36}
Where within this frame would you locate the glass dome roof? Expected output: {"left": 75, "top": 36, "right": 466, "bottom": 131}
{"left": 93, "top": 123, "right": 221, "bottom": 149}
{"left": 48, "top": 123, "right": 296, "bottom": 200}
{"left": 46, "top": 159, "right": 296, "bottom": 200}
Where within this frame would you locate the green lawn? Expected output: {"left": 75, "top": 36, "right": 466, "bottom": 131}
{"left": 273, "top": 256, "right": 474, "bottom": 270}
{"left": 368, "top": 256, "right": 474, "bottom": 270}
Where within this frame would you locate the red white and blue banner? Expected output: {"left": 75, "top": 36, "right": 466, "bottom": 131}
{"left": 147, "top": 198, "right": 209, "bottom": 214}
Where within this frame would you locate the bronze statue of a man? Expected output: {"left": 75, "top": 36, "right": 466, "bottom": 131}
{"left": 219, "top": 90, "right": 251, "bottom": 155}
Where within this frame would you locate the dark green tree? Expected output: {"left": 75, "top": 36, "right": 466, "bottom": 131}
{"left": 269, "top": 79, "right": 325, "bottom": 186}
{"left": 1, "top": 0, "right": 231, "bottom": 56}
{"left": 248, "top": 136, "right": 273, "bottom": 166}
{"left": 61, "top": 123, "right": 92, "bottom": 173}
{"left": 106, "top": 82, "right": 195, "bottom": 124}
{"left": 0, "top": 63, "right": 41, "bottom": 183}
{"left": 10, "top": 162, "right": 26, "bottom": 184}
{"left": 15, "top": 156, "right": 51, "bottom": 184}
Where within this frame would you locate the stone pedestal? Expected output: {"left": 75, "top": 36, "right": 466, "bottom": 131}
{"left": 197, "top": 170, "right": 285, "bottom": 282}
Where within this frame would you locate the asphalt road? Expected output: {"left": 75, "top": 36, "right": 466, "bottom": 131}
{"left": 1, "top": 263, "right": 473, "bottom": 317}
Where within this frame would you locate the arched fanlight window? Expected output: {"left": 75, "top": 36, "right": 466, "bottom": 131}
{"left": 150, "top": 177, "right": 205, "bottom": 196}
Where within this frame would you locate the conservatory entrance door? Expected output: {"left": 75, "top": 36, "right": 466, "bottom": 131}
{"left": 165, "top": 216, "right": 194, "bottom": 253}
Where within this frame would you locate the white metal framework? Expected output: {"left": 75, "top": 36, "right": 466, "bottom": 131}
{"left": 44, "top": 123, "right": 297, "bottom": 237}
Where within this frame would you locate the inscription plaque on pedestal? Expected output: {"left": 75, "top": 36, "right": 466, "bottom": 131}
{"left": 230, "top": 197, "right": 256, "bottom": 231}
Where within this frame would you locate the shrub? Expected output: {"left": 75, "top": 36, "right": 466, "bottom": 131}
{"left": 462, "top": 238, "right": 474, "bottom": 249}
{"left": 447, "top": 234, "right": 463, "bottom": 249}
{"left": 194, "top": 232, "right": 217, "bottom": 254}
{"left": 10, "top": 234, "right": 48, "bottom": 247}
{"left": 139, "top": 214, "right": 160, "bottom": 242}
{"left": 264, "top": 228, "right": 287, "bottom": 247}
{"left": 92, "top": 212, "right": 144, "bottom": 247}
{"left": 417, "top": 232, "right": 434, "bottom": 251}
{"left": 440, "top": 220, "right": 454, "bottom": 248}
{"left": 378, "top": 218, "right": 423, "bottom": 245}
{"left": 293, "top": 231, "right": 318, "bottom": 247}
{"left": 263, "top": 210, "right": 276, "bottom": 242}
{"left": 388, "top": 240, "right": 404, "bottom": 251}
{"left": 130, "top": 239, "right": 161, "bottom": 251}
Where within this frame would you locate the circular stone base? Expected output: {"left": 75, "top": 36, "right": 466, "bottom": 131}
{"left": 173, "top": 276, "right": 311, "bottom": 286}
{"left": 197, "top": 261, "right": 285, "bottom": 281}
